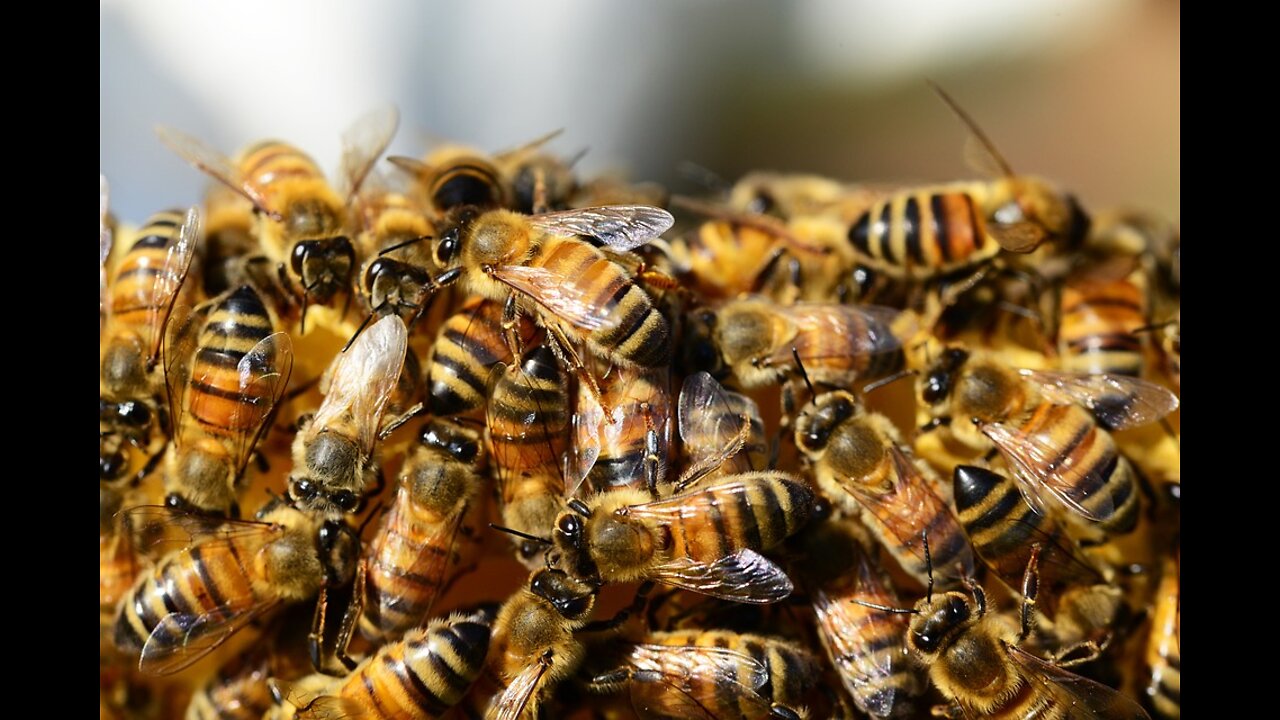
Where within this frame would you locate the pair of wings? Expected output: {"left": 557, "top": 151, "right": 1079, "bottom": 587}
{"left": 619, "top": 644, "right": 784, "bottom": 720}
{"left": 102, "top": 206, "right": 199, "bottom": 365}
{"left": 569, "top": 365, "right": 674, "bottom": 497}
{"left": 982, "top": 369, "right": 1178, "bottom": 523}
{"left": 755, "top": 303, "right": 902, "bottom": 373}
{"left": 673, "top": 371, "right": 767, "bottom": 491}
{"left": 487, "top": 204, "right": 674, "bottom": 331}
{"left": 124, "top": 507, "right": 291, "bottom": 676}
{"left": 949, "top": 642, "right": 1151, "bottom": 719}
{"left": 163, "top": 302, "right": 294, "bottom": 481}
{"left": 839, "top": 445, "right": 973, "bottom": 583}
{"left": 310, "top": 315, "right": 409, "bottom": 457}
{"left": 156, "top": 106, "right": 399, "bottom": 220}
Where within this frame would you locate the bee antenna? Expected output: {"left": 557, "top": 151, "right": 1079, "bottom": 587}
{"left": 567, "top": 498, "right": 592, "bottom": 517}
{"left": 489, "top": 523, "right": 552, "bottom": 545}
{"left": 357, "top": 501, "right": 385, "bottom": 536}
{"left": 343, "top": 312, "right": 375, "bottom": 353}
{"left": 861, "top": 368, "right": 918, "bottom": 395}
{"left": 299, "top": 290, "right": 310, "bottom": 335}
{"left": 927, "top": 79, "right": 1015, "bottom": 178}
{"left": 791, "top": 347, "right": 817, "bottom": 405}
{"left": 377, "top": 234, "right": 434, "bottom": 257}
{"left": 922, "top": 530, "right": 934, "bottom": 603}
{"left": 851, "top": 599, "right": 918, "bottom": 615}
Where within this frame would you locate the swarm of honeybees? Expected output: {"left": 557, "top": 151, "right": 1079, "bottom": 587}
{"left": 100, "top": 86, "right": 1180, "bottom": 720}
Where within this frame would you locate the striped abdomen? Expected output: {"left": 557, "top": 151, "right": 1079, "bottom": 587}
{"left": 185, "top": 652, "right": 273, "bottom": 720}
{"left": 359, "top": 481, "right": 480, "bottom": 642}
{"left": 186, "top": 286, "right": 275, "bottom": 438}
{"left": 99, "top": 529, "right": 139, "bottom": 626}
{"left": 575, "top": 366, "right": 673, "bottom": 496}
{"left": 338, "top": 616, "right": 491, "bottom": 719}
{"left": 848, "top": 186, "right": 995, "bottom": 280}
{"left": 238, "top": 140, "right": 327, "bottom": 204}
{"left": 813, "top": 558, "right": 922, "bottom": 719}
{"left": 1058, "top": 269, "right": 1147, "bottom": 376}
{"left": 107, "top": 209, "right": 186, "bottom": 334}
{"left": 1009, "top": 403, "right": 1139, "bottom": 535}
{"left": 113, "top": 538, "right": 266, "bottom": 658}
{"left": 664, "top": 472, "right": 812, "bottom": 564}
{"left": 532, "top": 237, "right": 671, "bottom": 368}
{"left": 428, "top": 157, "right": 509, "bottom": 213}
{"left": 787, "top": 305, "right": 905, "bottom": 387}
{"left": 953, "top": 465, "right": 1100, "bottom": 618}
{"left": 1146, "top": 559, "right": 1180, "bottom": 719}
{"left": 637, "top": 630, "right": 821, "bottom": 715}
{"left": 428, "top": 298, "right": 533, "bottom": 416}
{"left": 488, "top": 346, "right": 569, "bottom": 489}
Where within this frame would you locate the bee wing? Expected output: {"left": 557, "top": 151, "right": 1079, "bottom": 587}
{"left": 626, "top": 644, "right": 771, "bottom": 720}
{"left": 568, "top": 380, "right": 603, "bottom": 496}
{"left": 338, "top": 105, "right": 400, "bottom": 200}
{"left": 848, "top": 447, "right": 965, "bottom": 575}
{"left": 494, "top": 128, "right": 565, "bottom": 162}
{"left": 141, "top": 208, "right": 199, "bottom": 365}
{"left": 812, "top": 584, "right": 906, "bottom": 713}
{"left": 491, "top": 264, "right": 615, "bottom": 330}
{"left": 1018, "top": 369, "right": 1179, "bottom": 431}
{"left": 676, "top": 372, "right": 762, "bottom": 487}
{"left": 772, "top": 304, "right": 902, "bottom": 367}
{"left": 487, "top": 356, "right": 568, "bottom": 497}
{"left": 123, "top": 505, "right": 283, "bottom": 558}
{"left": 270, "top": 680, "right": 372, "bottom": 720}
{"left": 312, "top": 315, "right": 409, "bottom": 455}
{"left": 162, "top": 302, "right": 213, "bottom": 452}
{"left": 525, "top": 205, "right": 674, "bottom": 250}
{"left": 140, "top": 599, "right": 280, "bottom": 676}
{"left": 1004, "top": 643, "right": 1152, "bottom": 719}
{"left": 489, "top": 653, "right": 553, "bottom": 720}
{"left": 981, "top": 421, "right": 1118, "bottom": 524}
{"left": 101, "top": 174, "right": 113, "bottom": 333}
{"left": 227, "top": 332, "right": 295, "bottom": 479}
{"left": 155, "top": 126, "right": 276, "bottom": 217}
{"left": 368, "top": 490, "right": 469, "bottom": 621}
{"left": 645, "top": 548, "right": 794, "bottom": 604}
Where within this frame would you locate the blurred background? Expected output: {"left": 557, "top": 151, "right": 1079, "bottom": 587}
{"left": 100, "top": 0, "right": 1178, "bottom": 223}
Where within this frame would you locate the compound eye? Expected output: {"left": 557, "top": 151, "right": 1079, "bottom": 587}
{"left": 557, "top": 514, "right": 582, "bottom": 537}
{"left": 946, "top": 595, "right": 971, "bottom": 623}
{"left": 923, "top": 370, "right": 950, "bottom": 404}
{"left": 291, "top": 241, "right": 314, "bottom": 275}
{"left": 119, "top": 401, "right": 151, "bottom": 426}
{"left": 435, "top": 229, "right": 460, "bottom": 266}
{"left": 558, "top": 595, "right": 590, "bottom": 618}
{"left": 332, "top": 490, "right": 359, "bottom": 512}
{"left": 291, "top": 478, "right": 316, "bottom": 500}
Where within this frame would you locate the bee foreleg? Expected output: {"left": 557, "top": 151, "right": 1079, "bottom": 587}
{"left": 1018, "top": 544, "right": 1043, "bottom": 642}
{"left": 333, "top": 558, "right": 367, "bottom": 672}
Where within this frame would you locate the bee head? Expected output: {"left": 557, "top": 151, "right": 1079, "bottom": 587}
{"left": 907, "top": 591, "right": 975, "bottom": 657}
{"left": 291, "top": 236, "right": 355, "bottom": 303}
{"left": 794, "top": 391, "right": 857, "bottom": 455}
{"left": 921, "top": 347, "right": 970, "bottom": 406}
{"left": 529, "top": 568, "right": 596, "bottom": 621}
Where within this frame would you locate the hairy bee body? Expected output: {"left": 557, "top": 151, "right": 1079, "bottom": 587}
{"left": 1146, "top": 556, "right": 1180, "bottom": 719}
{"left": 1056, "top": 265, "right": 1148, "bottom": 377}
{"left": 186, "top": 651, "right": 274, "bottom": 720}
{"left": 359, "top": 420, "right": 486, "bottom": 643}
{"left": 849, "top": 184, "right": 1000, "bottom": 280}
{"left": 354, "top": 188, "right": 440, "bottom": 325}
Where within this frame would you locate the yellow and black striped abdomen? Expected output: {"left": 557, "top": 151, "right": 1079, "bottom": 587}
{"left": 186, "top": 286, "right": 276, "bottom": 439}
{"left": 487, "top": 345, "right": 570, "bottom": 481}
{"left": 185, "top": 653, "right": 273, "bottom": 720}
{"left": 237, "top": 140, "right": 325, "bottom": 198}
{"left": 429, "top": 157, "right": 508, "bottom": 213}
{"left": 641, "top": 630, "right": 820, "bottom": 714}
{"left": 534, "top": 238, "right": 671, "bottom": 368}
{"left": 109, "top": 209, "right": 187, "bottom": 332}
{"left": 848, "top": 187, "right": 994, "bottom": 280}
{"left": 1058, "top": 270, "right": 1147, "bottom": 376}
{"left": 1146, "top": 559, "right": 1180, "bottom": 719}
{"left": 665, "top": 472, "right": 812, "bottom": 564}
{"left": 428, "top": 299, "right": 526, "bottom": 416}
{"left": 1013, "top": 403, "right": 1139, "bottom": 535}
{"left": 113, "top": 539, "right": 262, "bottom": 659}
{"left": 340, "top": 615, "right": 491, "bottom": 719}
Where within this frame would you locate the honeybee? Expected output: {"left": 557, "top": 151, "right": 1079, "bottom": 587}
{"left": 186, "top": 644, "right": 276, "bottom": 720}
{"left": 1145, "top": 554, "right": 1180, "bottom": 719}
{"left": 430, "top": 204, "right": 676, "bottom": 379}
{"left": 487, "top": 345, "right": 571, "bottom": 565}
{"left": 893, "top": 575, "right": 1150, "bottom": 719}
{"left": 795, "top": 390, "right": 974, "bottom": 588}
{"left": 1049, "top": 259, "right": 1149, "bottom": 377}
{"left": 685, "top": 298, "right": 903, "bottom": 406}
{"left": 390, "top": 145, "right": 511, "bottom": 217}
{"left": 919, "top": 348, "right": 1178, "bottom": 535}
{"left": 570, "top": 363, "right": 673, "bottom": 499}
{"left": 674, "top": 371, "right": 768, "bottom": 485}
{"left": 792, "top": 515, "right": 924, "bottom": 719}
{"left": 157, "top": 107, "right": 398, "bottom": 331}
{"left": 466, "top": 569, "right": 599, "bottom": 720}
{"left": 846, "top": 86, "right": 1089, "bottom": 290}
{"left": 112, "top": 503, "right": 358, "bottom": 675}
{"left": 161, "top": 285, "right": 293, "bottom": 516}
{"left": 200, "top": 184, "right": 260, "bottom": 298}
{"left": 495, "top": 130, "right": 582, "bottom": 214}
{"left": 288, "top": 315, "right": 409, "bottom": 519}
{"left": 426, "top": 297, "right": 539, "bottom": 416}
{"left": 100, "top": 208, "right": 199, "bottom": 481}
{"left": 356, "top": 418, "right": 487, "bottom": 644}
{"left": 588, "top": 630, "right": 821, "bottom": 719}
{"left": 726, "top": 171, "right": 850, "bottom": 219}
{"left": 952, "top": 463, "right": 1109, "bottom": 619}
{"left": 269, "top": 611, "right": 492, "bottom": 720}
{"left": 551, "top": 471, "right": 813, "bottom": 603}
{"left": 100, "top": 174, "right": 114, "bottom": 338}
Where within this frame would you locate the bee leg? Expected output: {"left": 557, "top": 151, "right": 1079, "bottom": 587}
{"left": 378, "top": 402, "right": 424, "bottom": 441}
{"left": 132, "top": 443, "right": 167, "bottom": 485}
{"left": 930, "top": 703, "right": 964, "bottom": 719}
{"left": 309, "top": 585, "right": 337, "bottom": 675}
{"left": 581, "top": 582, "right": 654, "bottom": 633}
{"left": 769, "top": 704, "right": 803, "bottom": 720}
{"left": 1050, "top": 638, "right": 1106, "bottom": 668}
{"left": 499, "top": 293, "right": 526, "bottom": 359}
{"left": 641, "top": 404, "right": 661, "bottom": 499}
{"left": 332, "top": 558, "right": 367, "bottom": 672}
{"left": 253, "top": 451, "right": 270, "bottom": 474}
{"left": 531, "top": 167, "right": 549, "bottom": 215}
{"left": 546, "top": 322, "right": 610, "bottom": 419}
{"left": 1018, "top": 544, "right": 1044, "bottom": 642}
